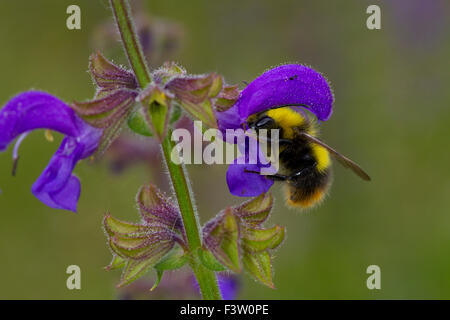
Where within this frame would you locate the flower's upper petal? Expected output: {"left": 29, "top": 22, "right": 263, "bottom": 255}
{"left": 226, "top": 158, "right": 274, "bottom": 197}
{"left": 0, "top": 91, "right": 82, "bottom": 151}
{"left": 217, "top": 64, "right": 333, "bottom": 131}
{"left": 238, "top": 64, "right": 333, "bottom": 121}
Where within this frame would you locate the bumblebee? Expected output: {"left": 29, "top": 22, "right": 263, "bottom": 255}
{"left": 246, "top": 106, "right": 370, "bottom": 208}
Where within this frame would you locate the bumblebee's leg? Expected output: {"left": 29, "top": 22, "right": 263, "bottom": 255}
{"left": 265, "top": 170, "right": 311, "bottom": 181}
{"left": 286, "top": 162, "right": 317, "bottom": 180}
{"left": 264, "top": 173, "right": 289, "bottom": 181}
{"left": 244, "top": 169, "right": 289, "bottom": 181}
{"left": 278, "top": 138, "right": 293, "bottom": 145}
{"left": 244, "top": 160, "right": 317, "bottom": 182}
{"left": 258, "top": 136, "right": 293, "bottom": 145}
{"left": 251, "top": 130, "right": 292, "bottom": 145}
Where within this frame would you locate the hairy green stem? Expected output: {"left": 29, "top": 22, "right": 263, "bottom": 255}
{"left": 110, "top": 0, "right": 221, "bottom": 300}
{"left": 162, "top": 135, "right": 221, "bottom": 300}
{"left": 110, "top": 0, "right": 151, "bottom": 87}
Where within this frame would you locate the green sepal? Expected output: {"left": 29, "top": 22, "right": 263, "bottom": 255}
{"left": 105, "top": 255, "right": 126, "bottom": 271}
{"left": 169, "top": 103, "right": 182, "bottom": 124}
{"left": 116, "top": 244, "right": 175, "bottom": 288}
{"left": 117, "top": 258, "right": 156, "bottom": 288}
{"left": 136, "top": 84, "right": 171, "bottom": 140}
{"left": 150, "top": 245, "right": 188, "bottom": 292}
{"left": 198, "top": 247, "right": 227, "bottom": 272}
{"left": 128, "top": 109, "right": 153, "bottom": 136}
{"left": 154, "top": 245, "right": 188, "bottom": 271}
{"left": 242, "top": 251, "right": 274, "bottom": 289}
{"left": 103, "top": 214, "right": 147, "bottom": 237}
{"left": 166, "top": 73, "right": 222, "bottom": 129}
{"left": 208, "top": 75, "right": 223, "bottom": 98}
{"left": 148, "top": 101, "right": 168, "bottom": 140}
{"left": 89, "top": 51, "right": 137, "bottom": 90}
{"left": 206, "top": 209, "right": 241, "bottom": 273}
{"left": 152, "top": 62, "right": 186, "bottom": 85}
{"left": 94, "top": 109, "right": 130, "bottom": 158}
{"left": 179, "top": 99, "right": 217, "bottom": 129}
{"left": 236, "top": 192, "right": 273, "bottom": 226}
{"left": 215, "top": 84, "right": 240, "bottom": 112}
{"left": 111, "top": 236, "right": 174, "bottom": 260}
{"left": 241, "top": 225, "right": 286, "bottom": 252}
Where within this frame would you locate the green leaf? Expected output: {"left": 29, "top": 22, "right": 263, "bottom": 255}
{"left": 198, "top": 247, "right": 227, "bottom": 272}
{"left": 242, "top": 251, "right": 274, "bottom": 289}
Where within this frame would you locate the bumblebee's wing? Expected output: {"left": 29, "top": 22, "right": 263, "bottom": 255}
{"left": 298, "top": 131, "right": 371, "bottom": 181}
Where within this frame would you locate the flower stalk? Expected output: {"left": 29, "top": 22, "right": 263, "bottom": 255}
{"left": 109, "top": 0, "right": 221, "bottom": 299}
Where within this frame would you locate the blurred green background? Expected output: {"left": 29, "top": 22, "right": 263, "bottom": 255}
{"left": 1, "top": 0, "right": 449, "bottom": 299}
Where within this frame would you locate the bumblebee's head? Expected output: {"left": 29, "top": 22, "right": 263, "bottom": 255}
{"left": 247, "top": 107, "right": 306, "bottom": 138}
{"left": 247, "top": 112, "right": 278, "bottom": 131}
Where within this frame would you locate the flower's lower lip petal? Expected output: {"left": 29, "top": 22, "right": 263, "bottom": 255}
{"left": 29, "top": 127, "right": 101, "bottom": 213}
{"left": 0, "top": 91, "right": 82, "bottom": 151}
{"left": 226, "top": 160, "right": 274, "bottom": 197}
{"left": 30, "top": 137, "right": 84, "bottom": 212}
{"left": 32, "top": 175, "right": 81, "bottom": 212}
{"left": 236, "top": 64, "right": 333, "bottom": 122}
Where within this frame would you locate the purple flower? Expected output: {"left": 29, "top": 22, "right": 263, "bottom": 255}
{"left": 217, "top": 274, "right": 240, "bottom": 300}
{"left": 0, "top": 91, "right": 102, "bottom": 212}
{"left": 193, "top": 273, "right": 240, "bottom": 300}
{"left": 217, "top": 64, "right": 334, "bottom": 197}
